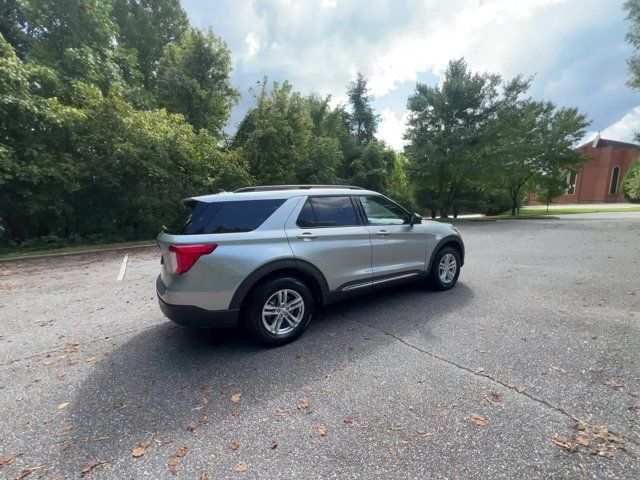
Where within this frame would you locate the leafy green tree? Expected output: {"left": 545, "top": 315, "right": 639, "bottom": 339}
{"left": 157, "top": 28, "right": 238, "bottom": 135}
{"left": 622, "top": 157, "right": 640, "bottom": 200}
{"left": 349, "top": 139, "right": 395, "bottom": 192}
{"left": 489, "top": 99, "right": 589, "bottom": 215}
{"left": 405, "top": 59, "right": 502, "bottom": 217}
{"left": 232, "top": 79, "right": 313, "bottom": 185}
{"left": 0, "top": 30, "right": 249, "bottom": 246}
{"left": 534, "top": 172, "right": 566, "bottom": 212}
{"left": 625, "top": 0, "right": 640, "bottom": 90}
{"left": 111, "top": 0, "right": 188, "bottom": 90}
{"left": 0, "top": 0, "right": 30, "bottom": 58}
{"left": 346, "top": 72, "right": 378, "bottom": 146}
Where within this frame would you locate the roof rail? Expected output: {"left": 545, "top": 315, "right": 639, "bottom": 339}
{"left": 234, "top": 185, "right": 365, "bottom": 193}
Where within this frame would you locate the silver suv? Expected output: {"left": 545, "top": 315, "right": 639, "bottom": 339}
{"left": 156, "top": 185, "right": 464, "bottom": 346}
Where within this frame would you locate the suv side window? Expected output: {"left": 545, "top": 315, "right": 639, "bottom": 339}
{"left": 359, "top": 196, "right": 408, "bottom": 225}
{"left": 296, "top": 196, "right": 360, "bottom": 228}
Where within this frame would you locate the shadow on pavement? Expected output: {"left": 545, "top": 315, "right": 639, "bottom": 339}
{"left": 57, "top": 281, "right": 474, "bottom": 470}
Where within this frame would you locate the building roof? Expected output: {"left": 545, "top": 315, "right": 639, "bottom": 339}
{"left": 578, "top": 134, "right": 640, "bottom": 150}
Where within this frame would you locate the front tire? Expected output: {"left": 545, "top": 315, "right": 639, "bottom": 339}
{"left": 428, "top": 247, "right": 461, "bottom": 291}
{"left": 244, "top": 277, "right": 314, "bottom": 347}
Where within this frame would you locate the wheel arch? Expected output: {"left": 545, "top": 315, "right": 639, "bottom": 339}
{"left": 427, "top": 235, "right": 465, "bottom": 272}
{"left": 229, "top": 259, "right": 328, "bottom": 312}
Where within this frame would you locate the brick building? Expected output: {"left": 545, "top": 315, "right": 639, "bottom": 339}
{"left": 529, "top": 135, "right": 640, "bottom": 204}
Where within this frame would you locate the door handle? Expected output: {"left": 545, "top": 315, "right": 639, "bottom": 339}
{"left": 297, "top": 232, "right": 317, "bottom": 240}
{"left": 377, "top": 230, "right": 390, "bottom": 237}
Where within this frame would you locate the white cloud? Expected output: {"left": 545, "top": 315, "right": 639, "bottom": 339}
{"left": 377, "top": 108, "right": 409, "bottom": 151}
{"left": 184, "top": 0, "right": 636, "bottom": 148}
{"left": 585, "top": 105, "right": 640, "bottom": 143}
{"left": 321, "top": 0, "right": 337, "bottom": 8}
{"left": 244, "top": 32, "right": 261, "bottom": 59}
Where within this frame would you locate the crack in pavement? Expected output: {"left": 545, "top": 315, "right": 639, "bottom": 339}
{"left": 335, "top": 310, "right": 640, "bottom": 448}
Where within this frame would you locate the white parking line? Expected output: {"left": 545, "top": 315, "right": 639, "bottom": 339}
{"left": 117, "top": 254, "right": 129, "bottom": 281}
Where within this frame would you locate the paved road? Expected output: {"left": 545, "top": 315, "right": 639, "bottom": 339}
{"left": 0, "top": 218, "right": 638, "bottom": 479}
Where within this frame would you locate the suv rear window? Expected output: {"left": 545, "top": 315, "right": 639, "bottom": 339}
{"left": 165, "top": 199, "right": 285, "bottom": 235}
{"left": 296, "top": 196, "right": 359, "bottom": 228}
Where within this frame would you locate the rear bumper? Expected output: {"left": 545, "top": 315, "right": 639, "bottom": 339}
{"left": 158, "top": 295, "right": 240, "bottom": 328}
{"left": 156, "top": 276, "right": 240, "bottom": 328}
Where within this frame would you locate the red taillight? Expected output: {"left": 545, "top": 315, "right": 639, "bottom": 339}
{"left": 169, "top": 244, "right": 217, "bottom": 275}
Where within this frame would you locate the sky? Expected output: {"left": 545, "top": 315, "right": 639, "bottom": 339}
{"left": 182, "top": 0, "right": 640, "bottom": 150}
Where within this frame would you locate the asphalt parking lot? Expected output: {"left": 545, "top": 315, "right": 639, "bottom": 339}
{"left": 0, "top": 217, "right": 638, "bottom": 479}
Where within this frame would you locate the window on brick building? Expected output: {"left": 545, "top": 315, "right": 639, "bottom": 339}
{"left": 609, "top": 166, "right": 620, "bottom": 194}
{"left": 566, "top": 172, "right": 577, "bottom": 194}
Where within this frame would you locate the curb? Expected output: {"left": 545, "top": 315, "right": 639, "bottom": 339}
{"left": 0, "top": 243, "right": 156, "bottom": 263}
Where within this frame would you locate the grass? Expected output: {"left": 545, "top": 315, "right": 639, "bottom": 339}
{"left": 0, "top": 239, "right": 156, "bottom": 260}
{"left": 491, "top": 205, "right": 640, "bottom": 217}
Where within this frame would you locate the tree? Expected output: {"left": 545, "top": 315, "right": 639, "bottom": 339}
{"left": 534, "top": 172, "right": 566, "bottom": 212}
{"left": 349, "top": 139, "right": 395, "bottom": 192}
{"left": 231, "top": 79, "right": 313, "bottom": 185}
{"left": 157, "top": 28, "right": 238, "bottom": 135}
{"left": 405, "top": 59, "right": 501, "bottom": 217}
{"left": 625, "top": 0, "right": 640, "bottom": 90}
{"left": 111, "top": 0, "right": 188, "bottom": 90}
{"left": 346, "top": 72, "right": 378, "bottom": 146}
{"left": 622, "top": 157, "right": 640, "bottom": 200}
{"left": 489, "top": 99, "right": 589, "bottom": 215}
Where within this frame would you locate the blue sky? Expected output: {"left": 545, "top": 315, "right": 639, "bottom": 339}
{"left": 182, "top": 0, "right": 640, "bottom": 149}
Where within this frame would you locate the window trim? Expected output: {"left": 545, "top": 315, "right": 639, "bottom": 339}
{"left": 295, "top": 195, "right": 364, "bottom": 229}
{"left": 355, "top": 194, "right": 411, "bottom": 226}
{"left": 609, "top": 166, "right": 620, "bottom": 195}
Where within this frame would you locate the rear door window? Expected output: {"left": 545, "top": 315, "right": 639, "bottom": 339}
{"left": 296, "top": 196, "right": 360, "bottom": 228}
{"left": 165, "top": 199, "right": 285, "bottom": 235}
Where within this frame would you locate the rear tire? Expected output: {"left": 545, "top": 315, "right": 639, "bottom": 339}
{"left": 428, "top": 246, "right": 461, "bottom": 291}
{"left": 244, "top": 277, "right": 314, "bottom": 347}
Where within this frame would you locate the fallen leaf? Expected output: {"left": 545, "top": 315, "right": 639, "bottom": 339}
{"left": 551, "top": 364, "right": 566, "bottom": 374}
{"left": 575, "top": 435, "right": 590, "bottom": 447}
{"left": 551, "top": 434, "right": 577, "bottom": 453}
{"left": 507, "top": 384, "right": 525, "bottom": 394}
{"left": 489, "top": 391, "right": 502, "bottom": 404}
{"left": 167, "top": 445, "right": 188, "bottom": 475}
{"left": 80, "top": 460, "right": 104, "bottom": 477}
{"left": 16, "top": 465, "right": 45, "bottom": 480}
{"left": 268, "top": 441, "right": 278, "bottom": 449}
{"left": 316, "top": 425, "right": 327, "bottom": 437}
{"left": 324, "top": 374, "right": 333, "bottom": 380}
{"left": 468, "top": 414, "right": 488, "bottom": 426}
{"left": 234, "top": 462, "right": 247, "bottom": 473}
{"left": 187, "top": 419, "right": 209, "bottom": 433}
{"left": 230, "top": 393, "right": 242, "bottom": 403}
{"left": 57, "top": 402, "right": 69, "bottom": 410}
{"left": 344, "top": 416, "right": 356, "bottom": 425}
{"left": 131, "top": 440, "right": 151, "bottom": 458}
{"left": 230, "top": 440, "right": 239, "bottom": 451}
{"left": 200, "top": 473, "right": 209, "bottom": 480}
{"left": 475, "top": 367, "right": 485, "bottom": 374}
{"left": 303, "top": 386, "right": 312, "bottom": 393}
{"left": 0, "top": 454, "right": 18, "bottom": 468}
{"left": 604, "top": 379, "right": 623, "bottom": 390}
{"left": 298, "top": 400, "right": 310, "bottom": 410}
{"left": 578, "top": 464, "right": 586, "bottom": 476}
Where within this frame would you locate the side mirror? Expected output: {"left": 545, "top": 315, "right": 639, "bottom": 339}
{"left": 408, "top": 213, "right": 422, "bottom": 225}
